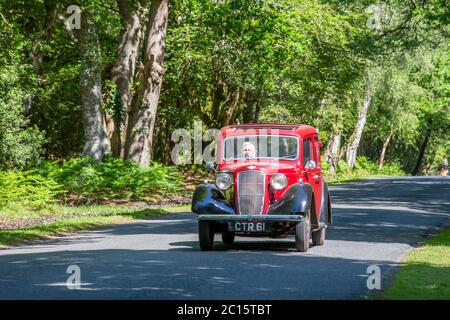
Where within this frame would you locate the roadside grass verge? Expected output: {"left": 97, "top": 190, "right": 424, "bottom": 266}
{"left": 0, "top": 204, "right": 191, "bottom": 248}
{"left": 379, "top": 226, "right": 450, "bottom": 299}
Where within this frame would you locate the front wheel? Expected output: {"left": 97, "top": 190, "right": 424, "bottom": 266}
{"left": 198, "top": 221, "right": 214, "bottom": 251}
{"left": 222, "top": 232, "right": 235, "bottom": 244}
{"left": 295, "top": 215, "right": 310, "bottom": 252}
{"left": 312, "top": 227, "right": 325, "bottom": 246}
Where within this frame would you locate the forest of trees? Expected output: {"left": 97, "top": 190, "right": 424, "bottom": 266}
{"left": 0, "top": 0, "right": 449, "bottom": 178}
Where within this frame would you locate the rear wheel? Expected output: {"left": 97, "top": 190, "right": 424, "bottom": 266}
{"left": 295, "top": 215, "right": 310, "bottom": 252}
{"left": 222, "top": 232, "right": 235, "bottom": 244}
{"left": 312, "top": 227, "right": 326, "bottom": 246}
{"left": 198, "top": 221, "right": 214, "bottom": 251}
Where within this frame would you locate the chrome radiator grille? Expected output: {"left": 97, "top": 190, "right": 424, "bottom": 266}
{"left": 237, "top": 170, "right": 265, "bottom": 215}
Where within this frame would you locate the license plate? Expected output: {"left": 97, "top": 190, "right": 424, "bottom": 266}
{"left": 228, "top": 221, "right": 271, "bottom": 232}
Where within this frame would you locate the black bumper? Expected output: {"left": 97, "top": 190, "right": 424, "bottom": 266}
{"left": 192, "top": 183, "right": 313, "bottom": 219}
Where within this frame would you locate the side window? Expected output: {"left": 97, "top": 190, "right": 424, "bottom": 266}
{"left": 314, "top": 136, "right": 321, "bottom": 166}
{"left": 303, "top": 138, "right": 312, "bottom": 166}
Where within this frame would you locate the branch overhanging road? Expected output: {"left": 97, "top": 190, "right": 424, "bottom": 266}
{"left": 0, "top": 177, "right": 449, "bottom": 299}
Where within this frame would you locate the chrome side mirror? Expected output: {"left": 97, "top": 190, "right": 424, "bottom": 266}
{"left": 305, "top": 160, "right": 317, "bottom": 169}
{"left": 205, "top": 162, "right": 216, "bottom": 173}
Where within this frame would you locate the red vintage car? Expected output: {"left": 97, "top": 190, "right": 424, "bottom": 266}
{"left": 191, "top": 123, "right": 332, "bottom": 252}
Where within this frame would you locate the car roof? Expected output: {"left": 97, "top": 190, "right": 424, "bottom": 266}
{"left": 221, "top": 123, "right": 318, "bottom": 137}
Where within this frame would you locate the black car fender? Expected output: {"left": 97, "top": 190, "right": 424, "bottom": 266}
{"left": 191, "top": 184, "right": 235, "bottom": 215}
{"left": 319, "top": 182, "right": 332, "bottom": 225}
{"left": 267, "top": 183, "right": 313, "bottom": 217}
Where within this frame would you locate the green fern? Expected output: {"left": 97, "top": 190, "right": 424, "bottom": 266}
{"left": 0, "top": 170, "right": 65, "bottom": 209}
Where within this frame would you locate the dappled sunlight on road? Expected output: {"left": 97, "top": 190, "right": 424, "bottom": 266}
{"left": 0, "top": 177, "right": 449, "bottom": 299}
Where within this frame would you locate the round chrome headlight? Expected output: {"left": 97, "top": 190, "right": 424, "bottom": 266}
{"left": 215, "top": 173, "right": 232, "bottom": 190}
{"left": 270, "top": 173, "right": 288, "bottom": 190}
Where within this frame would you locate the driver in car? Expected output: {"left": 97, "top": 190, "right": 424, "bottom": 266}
{"left": 242, "top": 141, "right": 257, "bottom": 159}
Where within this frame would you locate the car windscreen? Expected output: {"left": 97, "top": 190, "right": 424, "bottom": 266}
{"left": 223, "top": 135, "right": 298, "bottom": 161}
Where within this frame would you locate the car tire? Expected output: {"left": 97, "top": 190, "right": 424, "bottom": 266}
{"left": 198, "top": 221, "right": 214, "bottom": 251}
{"left": 222, "top": 232, "right": 235, "bottom": 244}
{"left": 295, "top": 214, "right": 310, "bottom": 252}
{"left": 312, "top": 227, "right": 325, "bottom": 246}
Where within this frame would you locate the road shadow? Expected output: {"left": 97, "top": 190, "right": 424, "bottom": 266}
{"left": 1, "top": 177, "right": 448, "bottom": 299}
{"left": 0, "top": 248, "right": 399, "bottom": 300}
{"left": 330, "top": 177, "right": 450, "bottom": 215}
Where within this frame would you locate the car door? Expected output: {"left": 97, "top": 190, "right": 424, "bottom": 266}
{"left": 302, "top": 135, "right": 322, "bottom": 222}
{"left": 312, "top": 135, "right": 323, "bottom": 221}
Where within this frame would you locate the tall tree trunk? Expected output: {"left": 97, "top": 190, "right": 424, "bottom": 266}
{"left": 242, "top": 104, "right": 254, "bottom": 123}
{"left": 253, "top": 101, "right": 260, "bottom": 123}
{"left": 378, "top": 128, "right": 393, "bottom": 170}
{"left": 192, "top": 82, "right": 245, "bottom": 128}
{"left": 124, "top": 0, "right": 169, "bottom": 166}
{"left": 242, "top": 92, "right": 257, "bottom": 123}
{"left": 105, "top": 112, "right": 121, "bottom": 156}
{"left": 412, "top": 126, "right": 432, "bottom": 176}
{"left": 111, "top": 0, "right": 145, "bottom": 157}
{"left": 346, "top": 84, "right": 373, "bottom": 169}
{"left": 30, "top": 3, "right": 60, "bottom": 83}
{"left": 79, "top": 11, "right": 110, "bottom": 160}
{"left": 26, "top": 3, "right": 61, "bottom": 114}
{"left": 326, "top": 132, "right": 341, "bottom": 177}
{"left": 220, "top": 87, "right": 243, "bottom": 127}
{"left": 315, "top": 97, "right": 326, "bottom": 124}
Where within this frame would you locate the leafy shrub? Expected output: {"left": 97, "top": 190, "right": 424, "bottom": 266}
{"left": 337, "top": 160, "right": 353, "bottom": 176}
{"left": 0, "top": 66, "right": 45, "bottom": 170}
{"left": 0, "top": 171, "right": 63, "bottom": 209}
{"left": 323, "top": 156, "right": 407, "bottom": 181}
{"left": 38, "top": 156, "right": 183, "bottom": 201}
{"left": 379, "top": 162, "right": 406, "bottom": 176}
{"left": 355, "top": 156, "right": 379, "bottom": 173}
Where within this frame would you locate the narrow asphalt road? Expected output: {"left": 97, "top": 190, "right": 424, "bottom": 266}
{"left": 0, "top": 177, "right": 449, "bottom": 299}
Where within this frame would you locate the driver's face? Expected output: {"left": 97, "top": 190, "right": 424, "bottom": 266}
{"left": 243, "top": 144, "right": 256, "bottom": 158}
